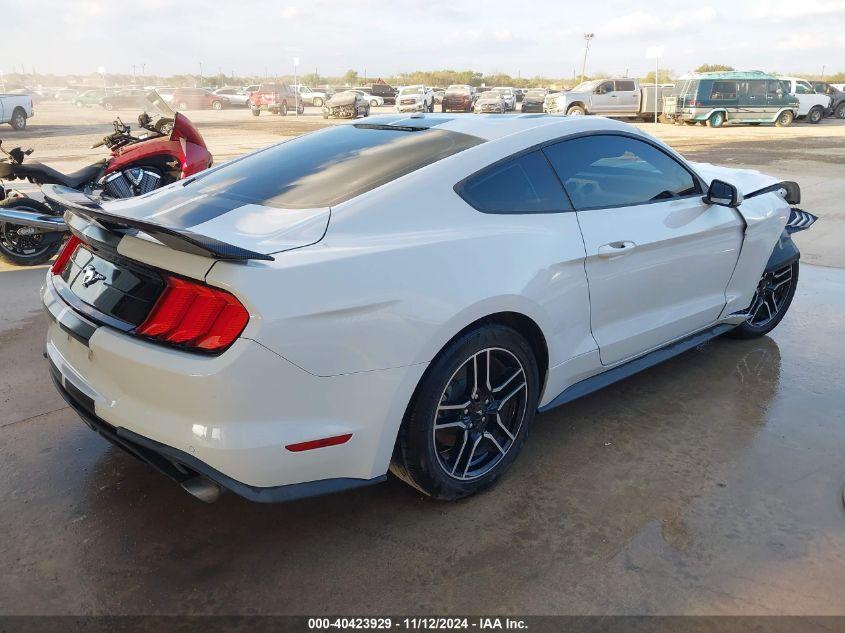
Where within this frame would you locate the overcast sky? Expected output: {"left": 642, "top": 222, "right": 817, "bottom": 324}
{"left": 5, "top": 0, "right": 841, "bottom": 79}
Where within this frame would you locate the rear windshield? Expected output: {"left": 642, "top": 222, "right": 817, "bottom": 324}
{"left": 114, "top": 124, "right": 484, "bottom": 226}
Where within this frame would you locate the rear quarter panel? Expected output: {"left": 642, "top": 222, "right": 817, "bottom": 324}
{"left": 205, "top": 137, "right": 596, "bottom": 382}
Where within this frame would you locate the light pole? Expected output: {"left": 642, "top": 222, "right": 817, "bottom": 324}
{"left": 293, "top": 57, "right": 300, "bottom": 116}
{"left": 97, "top": 66, "right": 106, "bottom": 93}
{"left": 198, "top": 62, "right": 203, "bottom": 88}
{"left": 580, "top": 33, "right": 594, "bottom": 84}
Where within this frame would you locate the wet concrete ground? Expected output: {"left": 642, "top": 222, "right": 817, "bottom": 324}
{"left": 1, "top": 264, "right": 843, "bottom": 615}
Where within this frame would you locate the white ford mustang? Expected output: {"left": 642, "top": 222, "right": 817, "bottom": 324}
{"left": 41, "top": 114, "right": 816, "bottom": 503}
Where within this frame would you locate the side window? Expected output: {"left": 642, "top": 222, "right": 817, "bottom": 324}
{"left": 795, "top": 81, "right": 813, "bottom": 94}
{"left": 710, "top": 81, "right": 738, "bottom": 100}
{"left": 746, "top": 80, "right": 767, "bottom": 98}
{"left": 767, "top": 80, "right": 785, "bottom": 99}
{"left": 458, "top": 151, "right": 571, "bottom": 214}
{"left": 543, "top": 135, "right": 700, "bottom": 210}
{"left": 615, "top": 80, "right": 636, "bottom": 92}
{"left": 596, "top": 81, "right": 614, "bottom": 94}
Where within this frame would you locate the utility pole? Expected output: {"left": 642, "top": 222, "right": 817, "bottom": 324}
{"left": 132, "top": 64, "right": 137, "bottom": 84}
{"left": 821, "top": 65, "right": 826, "bottom": 81}
{"left": 198, "top": 62, "right": 203, "bottom": 88}
{"left": 580, "top": 33, "right": 595, "bottom": 84}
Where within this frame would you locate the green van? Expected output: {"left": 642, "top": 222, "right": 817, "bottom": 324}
{"left": 671, "top": 71, "right": 799, "bottom": 127}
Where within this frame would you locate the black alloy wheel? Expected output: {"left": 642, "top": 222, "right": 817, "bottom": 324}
{"left": 391, "top": 324, "right": 539, "bottom": 500}
{"left": 727, "top": 261, "right": 799, "bottom": 338}
{"left": 432, "top": 347, "right": 529, "bottom": 481}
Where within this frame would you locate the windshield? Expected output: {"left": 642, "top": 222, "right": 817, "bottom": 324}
{"left": 479, "top": 91, "right": 499, "bottom": 99}
{"left": 571, "top": 81, "right": 599, "bottom": 92}
{"left": 525, "top": 90, "right": 546, "bottom": 99}
{"left": 141, "top": 90, "right": 175, "bottom": 119}
{"left": 446, "top": 85, "right": 470, "bottom": 93}
{"left": 399, "top": 87, "right": 422, "bottom": 96}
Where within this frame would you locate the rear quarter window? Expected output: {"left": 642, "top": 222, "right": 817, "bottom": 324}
{"left": 457, "top": 151, "right": 571, "bottom": 214}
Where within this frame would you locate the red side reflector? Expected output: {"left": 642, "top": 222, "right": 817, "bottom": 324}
{"left": 136, "top": 275, "right": 249, "bottom": 352}
{"left": 285, "top": 434, "right": 353, "bottom": 452}
{"left": 51, "top": 235, "right": 83, "bottom": 275}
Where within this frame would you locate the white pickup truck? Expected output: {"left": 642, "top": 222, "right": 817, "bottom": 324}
{"left": 0, "top": 94, "right": 34, "bottom": 130}
{"left": 779, "top": 77, "right": 831, "bottom": 124}
{"left": 547, "top": 78, "right": 670, "bottom": 120}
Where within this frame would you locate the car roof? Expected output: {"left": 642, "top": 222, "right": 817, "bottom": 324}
{"left": 358, "top": 113, "right": 639, "bottom": 142}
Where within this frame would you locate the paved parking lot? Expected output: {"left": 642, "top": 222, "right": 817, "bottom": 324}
{"left": 1, "top": 103, "right": 843, "bottom": 615}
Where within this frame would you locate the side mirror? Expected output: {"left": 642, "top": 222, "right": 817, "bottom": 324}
{"left": 704, "top": 179, "right": 742, "bottom": 207}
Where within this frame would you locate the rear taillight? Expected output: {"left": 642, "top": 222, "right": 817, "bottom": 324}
{"left": 137, "top": 275, "right": 249, "bottom": 352}
{"left": 51, "top": 235, "right": 83, "bottom": 275}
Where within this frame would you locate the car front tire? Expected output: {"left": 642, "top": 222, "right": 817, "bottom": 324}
{"left": 391, "top": 324, "right": 539, "bottom": 500}
{"left": 313, "top": 97, "right": 323, "bottom": 107}
{"left": 836, "top": 103, "right": 845, "bottom": 119}
{"left": 775, "top": 110, "right": 794, "bottom": 127}
{"left": 727, "top": 261, "right": 798, "bottom": 339}
{"left": 807, "top": 106, "right": 824, "bottom": 124}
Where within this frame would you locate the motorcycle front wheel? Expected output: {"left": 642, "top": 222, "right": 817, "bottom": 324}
{"left": 0, "top": 198, "right": 65, "bottom": 266}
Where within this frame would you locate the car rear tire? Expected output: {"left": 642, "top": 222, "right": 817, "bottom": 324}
{"left": 251, "top": 107, "right": 260, "bottom": 117}
{"left": 807, "top": 106, "right": 824, "bottom": 124}
{"left": 103, "top": 102, "right": 114, "bottom": 111}
{"left": 313, "top": 97, "right": 323, "bottom": 107}
{"left": 726, "top": 261, "right": 798, "bottom": 339}
{"left": 390, "top": 324, "right": 539, "bottom": 500}
{"left": 707, "top": 111, "right": 725, "bottom": 127}
{"left": 9, "top": 108, "right": 27, "bottom": 131}
{"left": 211, "top": 100, "right": 223, "bottom": 110}
{"left": 835, "top": 103, "right": 845, "bottom": 119}
{"left": 178, "top": 102, "right": 189, "bottom": 111}
{"left": 775, "top": 110, "right": 794, "bottom": 127}
{"left": 280, "top": 102, "right": 288, "bottom": 116}
{"left": 566, "top": 105, "right": 586, "bottom": 116}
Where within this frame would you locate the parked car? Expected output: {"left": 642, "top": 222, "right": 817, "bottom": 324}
{"left": 249, "top": 83, "right": 303, "bottom": 116}
{"left": 42, "top": 115, "right": 814, "bottom": 504}
{"left": 100, "top": 89, "right": 150, "bottom": 111}
{"left": 433, "top": 89, "right": 446, "bottom": 104}
{"left": 492, "top": 87, "right": 517, "bottom": 111}
{"left": 293, "top": 85, "right": 330, "bottom": 107}
{"left": 0, "top": 93, "right": 34, "bottom": 130}
{"left": 350, "top": 89, "right": 383, "bottom": 107}
{"left": 779, "top": 77, "right": 830, "bottom": 124}
{"left": 667, "top": 72, "right": 800, "bottom": 127}
{"left": 547, "top": 78, "right": 671, "bottom": 121}
{"left": 543, "top": 91, "right": 560, "bottom": 113}
{"left": 520, "top": 89, "right": 547, "bottom": 113}
{"left": 213, "top": 87, "right": 250, "bottom": 107}
{"left": 72, "top": 89, "right": 111, "bottom": 108}
{"left": 321, "top": 90, "right": 370, "bottom": 119}
{"left": 53, "top": 88, "right": 78, "bottom": 101}
{"left": 812, "top": 81, "right": 845, "bottom": 119}
{"left": 396, "top": 85, "right": 435, "bottom": 113}
{"left": 474, "top": 90, "right": 507, "bottom": 114}
{"left": 514, "top": 88, "right": 527, "bottom": 102}
{"left": 169, "top": 88, "right": 228, "bottom": 111}
{"left": 441, "top": 85, "right": 476, "bottom": 112}
{"left": 367, "top": 83, "right": 397, "bottom": 105}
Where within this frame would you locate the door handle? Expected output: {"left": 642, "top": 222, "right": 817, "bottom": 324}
{"left": 597, "top": 241, "right": 637, "bottom": 258}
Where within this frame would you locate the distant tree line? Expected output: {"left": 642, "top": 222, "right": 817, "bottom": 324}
{"left": 2, "top": 65, "right": 844, "bottom": 92}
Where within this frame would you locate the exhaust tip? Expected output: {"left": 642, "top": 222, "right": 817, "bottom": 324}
{"left": 181, "top": 477, "right": 222, "bottom": 503}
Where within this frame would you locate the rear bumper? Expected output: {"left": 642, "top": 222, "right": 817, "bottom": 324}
{"left": 42, "top": 272, "right": 426, "bottom": 500}
{"left": 49, "top": 362, "right": 384, "bottom": 503}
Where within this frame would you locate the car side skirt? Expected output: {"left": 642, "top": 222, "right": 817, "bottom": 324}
{"left": 538, "top": 322, "right": 737, "bottom": 413}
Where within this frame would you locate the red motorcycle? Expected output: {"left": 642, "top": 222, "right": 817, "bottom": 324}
{"left": 0, "top": 91, "right": 212, "bottom": 265}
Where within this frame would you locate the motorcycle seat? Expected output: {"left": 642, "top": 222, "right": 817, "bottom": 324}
{"left": 14, "top": 159, "right": 107, "bottom": 189}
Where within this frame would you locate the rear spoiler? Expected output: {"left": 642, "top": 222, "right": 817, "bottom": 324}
{"left": 41, "top": 184, "right": 274, "bottom": 262}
